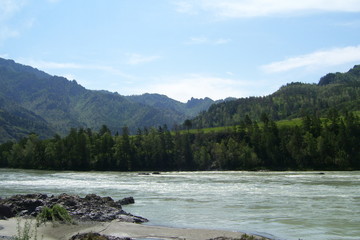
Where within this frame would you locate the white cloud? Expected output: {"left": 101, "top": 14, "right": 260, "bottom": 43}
{"left": 0, "top": 0, "right": 26, "bottom": 20}
{"left": 0, "top": 26, "right": 19, "bottom": 41}
{"left": 226, "top": 71, "right": 234, "bottom": 76}
{"left": 17, "top": 58, "right": 135, "bottom": 79}
{"left": 186, "top": 37, "right": 208, "bottom": 45}
{"left": 62, "top": 73, "right": 76, "bottom": 80}
{"left": 176, "top": 0, "right": 360, "bottom": 18}
{"left": 126, "top": 53, "right": 161, "bottom": 65}
{"left": 20, "top": 59, "right": 84, "bottom": 69}
{"left": 214, "top": 38, "right": 231, "bottom": 45}
{"left": 174, "top": 1, "right": 197, "bottom": 14}
{"left": 0, "top": 53, "right": 9, "bottom": 58}
{"left": 185, "top": 36, "right": 231, "bottom": 45}
{"left": 336, "top": 20, "right": 360, "bottom": 28}
{"left": 0, "top": 0, "right": 27, "bottom": 42}
{"left": 261, "top": 45, "right": 360, "bottom": 73}
{"left": 147, "top": 74, "right": 252, "bottom": 102}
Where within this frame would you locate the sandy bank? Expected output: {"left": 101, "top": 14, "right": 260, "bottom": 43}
{"left": 0, "top": 218, "right": 269, "bottom": 240}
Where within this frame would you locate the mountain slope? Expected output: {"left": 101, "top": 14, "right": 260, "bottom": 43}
{"left": 0, "top": 95, "right": 55, "bottom": 142}
{"left": 0, "top": 58, "right": 217, "bottom": 142}
{"left": 126, "top": 94, "right": 217, "bottom": 120}
{"left": 190, "top": 65, "right": 360, "bottom": 128}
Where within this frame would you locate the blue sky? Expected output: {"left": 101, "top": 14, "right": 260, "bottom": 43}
{"left": 1, "top": 0, "right": 360, "bottom": 102}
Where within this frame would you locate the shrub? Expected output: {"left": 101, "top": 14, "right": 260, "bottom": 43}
{"left": 51, "top": 204, "right": 72, "bottom": 223}
{"left": 36, "top": 204, "right": 73, "bottom": 226}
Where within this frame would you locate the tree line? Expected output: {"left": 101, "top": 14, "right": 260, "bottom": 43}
{"left": 0, "top": 110, "right": 359, "bottom": 171}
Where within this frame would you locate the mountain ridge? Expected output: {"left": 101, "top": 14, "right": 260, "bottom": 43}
{"left": 0, "top": 58, "right": 217, "bottom": 142}
{"left": 190, "top": 65, "right": 360, "bottom": 128}
{"left": 1, "top": 57, "right": 360, "bottom": 143}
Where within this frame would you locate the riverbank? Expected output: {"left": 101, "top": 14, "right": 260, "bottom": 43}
{"left": 0, "top": 218, "right": 269, "bottom": 240}
{"left": 0, "top": 193, "right": 269, "bottom": 239}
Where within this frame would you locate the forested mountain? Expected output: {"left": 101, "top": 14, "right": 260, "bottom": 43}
{"left": 0, "top": 58, "right": 215, "bottom": 143}
{"left": 190, "top": 65, "right": 360, "bottom": 128}
{"left": 1, "top": 59, "right": 360, "bottom": 171}
{"left": 2, "top": 57, "right": 360, "bottom": 146}
{"left": 0, "top": 95, "right": 55, "bottom": 141}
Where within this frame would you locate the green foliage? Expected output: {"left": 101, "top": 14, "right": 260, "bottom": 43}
{"left": 36, "top": 204, "right": 73, "bottom": 226}
{"left": 240, "top": 234, "right": 256, "bottom": 240}
{"left": 1, "top": 110, "right": 359, "bottom": 171}
{"left": 36, "top": 206, "right": 53, "bottom": 225}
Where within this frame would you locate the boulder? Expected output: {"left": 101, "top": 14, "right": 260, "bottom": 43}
{"left": 0, "top": 204, "right": 12, "bottom": 219}
{"left": 0, "top": 193, "right": 148, "bottom": 223}
{"left": 69, "top": 232, "right": 131, "bottom": 240}
{"left": 117, "top": 197, "right": 135, "bottom": 205}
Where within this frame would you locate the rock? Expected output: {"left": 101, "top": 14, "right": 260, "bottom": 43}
{"left": 0, "top": 193, "right": 148, "bottom": 223}
{"left": 138, "top": 172, "right": 150, "bottom": 175}
{"left": 0, "top": 204, "right": 12, "bottom": 219}
{"left": 0, "top": 236, "right": 12, "bottom": 240}
{"left": 207, "top": 235, "right": 262, "bottom": 240}
{"left": 0, "top": 194, "right": 45, "bottom": 217}
{"left": 117, "top": 214, "right": 148, "bottom": 223}
{"left": 117, "top": 197, "right": 135, "bottom": 205}
{"left": 69, "top": 232, "right": 132, "bottom": 240}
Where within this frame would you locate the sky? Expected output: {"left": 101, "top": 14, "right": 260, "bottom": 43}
{"left": 1, "top": 0, "right": 360, "bottom": 102}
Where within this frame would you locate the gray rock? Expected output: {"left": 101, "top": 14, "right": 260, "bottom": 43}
{"left": 69, "top": 232, "right": 132, "bottom": 240}
{"left": 117, "top": 197, "right": 135, "bottom": 205}
{"left": 0, "top": 204, "right": 12, "bottom": 219}
{"left": 0, "top": 193, "right": 148, "bottom": 223}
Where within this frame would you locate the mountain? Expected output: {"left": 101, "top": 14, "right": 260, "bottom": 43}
{"left": 126, "top": 94, "right": 218, "bottom": 120}
{"left": 190, "top": 65, "right": 360, "bottom": 128}
{"left": 0, "top": 58, "right": 216, "bottom": 142}
{"left": 0, "top": 95, "right": 56, "bottom": 141}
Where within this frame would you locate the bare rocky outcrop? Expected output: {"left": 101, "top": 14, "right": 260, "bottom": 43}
{"left": 0, "top": 193, "right": 147, "bottom": 223}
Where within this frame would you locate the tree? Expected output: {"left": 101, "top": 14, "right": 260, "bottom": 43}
{"left": 0, "top": 141, "right": 13, "bottom": 167}
{"left": 184, "top": 119, "right": 192, "bottom": 131}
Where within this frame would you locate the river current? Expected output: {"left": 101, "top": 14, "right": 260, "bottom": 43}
{"left": 0, "top": 169, "right": 359, "bottom": 240}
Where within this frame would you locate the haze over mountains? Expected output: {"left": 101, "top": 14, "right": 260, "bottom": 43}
{"left": 0, "top": 58, "right": 220, "bottom": 142}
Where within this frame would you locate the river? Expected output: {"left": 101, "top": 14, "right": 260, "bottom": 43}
{"left": 0, "top": 169, "right": 359, "bottom": 240}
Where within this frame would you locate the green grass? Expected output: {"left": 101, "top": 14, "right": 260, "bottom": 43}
{"left": 180, "top": 118, "right": 303, "bottom": 135}
{"left": 275, "top": 118, "right": 302, "bottom": 127}
{"left": 184, "top": 110, "right": 360, "bottom": 134}
{"left": 143, "top": 111, "right": 359, "bottom": 137}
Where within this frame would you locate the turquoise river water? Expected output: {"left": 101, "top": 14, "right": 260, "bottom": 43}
{"left": 0, "top": 169, "right": 359, "bottom": 240}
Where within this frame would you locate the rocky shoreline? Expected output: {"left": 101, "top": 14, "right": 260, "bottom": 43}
{"left": 0, "top": 193, "right": 269, "bottom": 240}
{"left": 0, "top": 193, "right": 147, "bottom": 223}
